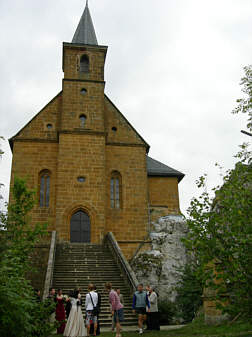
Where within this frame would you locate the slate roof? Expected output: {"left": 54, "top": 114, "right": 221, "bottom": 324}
{"left": 72, "top": 1, "right": 98, "bottom": 45}
{"left": 147, "top": 156, "right": 185, "bottom": 182}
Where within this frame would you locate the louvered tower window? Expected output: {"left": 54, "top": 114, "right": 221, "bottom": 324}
{"left": 80, "top": 54, "right": 89, "bottom": 73}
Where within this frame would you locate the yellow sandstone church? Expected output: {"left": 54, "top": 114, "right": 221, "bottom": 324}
{"left": 9, "top": 3, "right": 184, "bottom": 259}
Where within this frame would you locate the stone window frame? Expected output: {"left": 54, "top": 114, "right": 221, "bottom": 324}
{"left": 110, "top": 171, "right": 122, "bottom": 209}
{"left": 79, "top": 54, "right": 90, "bottom": 73}
{"left": 39, "top": 169, "right": 51, "bottom": 208}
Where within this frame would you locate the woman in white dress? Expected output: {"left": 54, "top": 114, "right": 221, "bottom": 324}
{"left": 64, "top": 290, "right": 87, "bottom": 337}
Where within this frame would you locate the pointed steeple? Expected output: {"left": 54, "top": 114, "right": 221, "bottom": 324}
{"left": 72, "top": 1, "right": 98, "bottom": 45}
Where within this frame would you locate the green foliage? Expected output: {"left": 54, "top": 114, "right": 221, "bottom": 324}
{"left": 0, "top": 177, "right": 54, "bottom": 337}
{"left": 183, "top": 145, "right": 252, "bottom": 319}
{"left": 176, "top": 264, "right": 203, "bottom": 322}
{"left": 232, "top": 65, "right": 252, "bottom": 132}
{"left": 158, "top": 299, "right": 177, "bottom": 325}
{"left": 0, "top": 136, "right": 4, "bottom": 157}
{"left": 0, "top": 136, "right": 4, "bottom": 201}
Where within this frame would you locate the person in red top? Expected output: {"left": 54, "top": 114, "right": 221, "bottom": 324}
{"left": 55, "top": 289, "right": 66, "bottom": 334}
{"left": 105, "top": 282, "right": 124, "bottom": 337}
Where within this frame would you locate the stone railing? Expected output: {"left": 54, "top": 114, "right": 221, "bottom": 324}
{"left": 104, "top": 232, "right": 138, "bottom": 293}
{"left": 42, "top": 231, "right": 57, "bottom": 300}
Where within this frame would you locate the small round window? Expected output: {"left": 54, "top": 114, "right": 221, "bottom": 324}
{"left": 79, "top": 114, "right": 87, "bottom": 127}
{"left": 112, "top": 127, "right": 117, "bottom": 132}
{"left": 80, "top": 88, "right": 87, "bottom": 95}
{"left": 47, "top": 123, "right": 53, "bottom": 130}
{"left": 77, "top": 176, "right": 86, "bottom": 183}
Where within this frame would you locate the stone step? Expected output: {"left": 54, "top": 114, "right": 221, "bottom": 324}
{"left": 54, "top": 264, "right": 117, "bottom": 267}
{"left": 55, "top": 258, "right": 117, "bottom": 266}
{"left": 52, "top": 243, "right": 137, "bottom": 327}
{"left": 53, "top": 274, "right": 126, "bottom": 278}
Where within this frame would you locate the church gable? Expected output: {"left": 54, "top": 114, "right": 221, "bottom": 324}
{"left": 104, "top": 95, "right": 149, "bottom": 150}
{"left": 10, "top": 92, "right": 62, "bottom": 148}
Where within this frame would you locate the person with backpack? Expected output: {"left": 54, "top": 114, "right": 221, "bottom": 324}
{"left": 85, "top": 283, "right": 98, "bottom": 337}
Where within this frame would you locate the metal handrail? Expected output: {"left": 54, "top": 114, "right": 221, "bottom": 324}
{"left": 105, "top": 232, "right": 138, "bottom": 293}
{"left": 42, "top": 231, "right": 57, "bottom": 300}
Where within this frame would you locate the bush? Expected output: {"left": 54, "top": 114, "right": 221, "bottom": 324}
{"left": 176, "top": 264, "right": 203, "bottom": 323}
{"left": 158, "top": 299, "right": 177, "bottom": 325}
{"left": 0, "top": 177, "right": 54, "bottom": 337}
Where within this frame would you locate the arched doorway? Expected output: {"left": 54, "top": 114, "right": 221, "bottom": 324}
{"left": 70, "top": 210, "right": 91, "bottom": 243}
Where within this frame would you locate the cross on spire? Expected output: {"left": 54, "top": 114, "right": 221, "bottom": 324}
{"left": 72, "top": 1, "right": 98, "bottom": 45}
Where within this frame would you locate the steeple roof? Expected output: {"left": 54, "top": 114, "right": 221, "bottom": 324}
{"left": 72, "top": 1, "right": 98, "bottom": 45}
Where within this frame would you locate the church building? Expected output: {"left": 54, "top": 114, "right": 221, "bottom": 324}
{"left": 9, "top": 3, "right": 184, "bottom": 259}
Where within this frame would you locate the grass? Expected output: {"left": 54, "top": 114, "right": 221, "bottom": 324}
{"left": 50, "top": 319, "right": 252, "bottom": 337}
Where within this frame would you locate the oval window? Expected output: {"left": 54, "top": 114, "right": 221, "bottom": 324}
{"left": 77, "top": 176, "right": 86, "bottom": 183}
{"left": 112, "top": 127, "right": 117, "bottom": 132}
{"left": 80, "top": 88, "right": 87, "bottom": 95}
{"left": 47, "top": 123, "right": 53, "bottom": 130}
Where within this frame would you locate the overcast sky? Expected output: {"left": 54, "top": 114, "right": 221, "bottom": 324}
{"left": 0, "top": 0, "right": 251, "bottom": 214}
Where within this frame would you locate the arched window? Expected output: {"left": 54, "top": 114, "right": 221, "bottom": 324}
{"left": 79, "top": 114, "right": 87, "bottom": 127}
{"left": 80, "top": 54, "right": 89, "bottom": 73}
{"left": 110, "top": 171, "right": 122, "bottom": 209}
{"left": 39, "top": 170, "right": 50, "bottom": 207}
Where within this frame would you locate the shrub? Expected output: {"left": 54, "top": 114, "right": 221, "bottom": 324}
{"left": 0, "top": 177, "right": 54, "bottom": 337}
{"left": 176, "top": 264, "right": 203, "bottom": 323}
{"left": 158, "top": 299, "right": 177, "bottom": 325}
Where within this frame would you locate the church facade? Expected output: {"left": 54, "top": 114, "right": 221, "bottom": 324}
{"left": 9, "top": 3, "right": 184, "bottom": 259}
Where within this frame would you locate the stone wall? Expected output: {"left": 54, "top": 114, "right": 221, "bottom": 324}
{"left": 148, "top": 177, "right": 181, "bottom": 221}
{"left": 131, "top": 215, "right": 188, "bottom": 301}
{"left": 27, "top": 242, "right": 50, "bottom": 294}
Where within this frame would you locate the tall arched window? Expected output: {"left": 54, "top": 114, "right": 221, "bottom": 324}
{"left": 80, "top": 54, "right": 89, "bottom": 73}
{"left": 110, "top": 171, "right": 122, "bottom": 209}
{"left": 39, "top": 170, "right": 50, "bottom": 207}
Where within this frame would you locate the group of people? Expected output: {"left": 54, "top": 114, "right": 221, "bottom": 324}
{"left": 36, "top": 282, "right": 159, "bottom": 337}
{"left": 46, "top": 284, "right": 102, "bottom": 337}
{"left": 133, "top": 284, "right": 160, "bottom": 334}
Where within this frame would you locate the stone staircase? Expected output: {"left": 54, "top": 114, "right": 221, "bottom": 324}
{"left": 52, "top": 243, "right": 137, "bottom": 327}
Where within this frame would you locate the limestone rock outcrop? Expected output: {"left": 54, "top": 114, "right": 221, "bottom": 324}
{"left": 131, "top": 215, "right": 188, "bottom": 301}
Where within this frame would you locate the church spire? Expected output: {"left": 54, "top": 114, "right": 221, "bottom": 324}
{"left": 72, "top": 1, "right": 98, "bottom": 45}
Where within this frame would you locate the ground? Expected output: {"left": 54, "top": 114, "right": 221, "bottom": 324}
{"left": 50, "top": 319, "right": 252, "bottom": 337}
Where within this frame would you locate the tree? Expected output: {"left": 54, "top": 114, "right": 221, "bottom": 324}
{"left": 183, "top": 145, "right": 252, "bottom": 320}
{"left": 0, "top": 136, "right": 4, "bottom": 201}
{"left": 183, "top": 65, "right": 252, "bottom": 319}
{"left": 0, "top": 177, "right": 54, "bottom": 337}
{"left": 232, "top": 65, "right": 252, "bottom": 132}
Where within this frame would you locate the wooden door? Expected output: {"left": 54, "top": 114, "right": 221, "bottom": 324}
{"left": 70, "top": 210, "right": 91, "bottom": 243}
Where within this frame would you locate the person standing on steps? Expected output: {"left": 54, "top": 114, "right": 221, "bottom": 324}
{"left": 90, "top": 285, "right": 101, "bottom": 336}
{"left": 132, "top": 284, "right": 150, "bottom": 335}
{"left": 105, "top": 282, "right": 124, "bottom": 337}
{"left": 116, "top": 288, "right": 124, "bottom": 306}
{"left": 85, "top": 283, "right": 98, "bottom": 337}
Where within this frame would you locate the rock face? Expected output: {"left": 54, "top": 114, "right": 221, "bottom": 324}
{"left": 131, "top": 215, "right": 188, "bottom": 301}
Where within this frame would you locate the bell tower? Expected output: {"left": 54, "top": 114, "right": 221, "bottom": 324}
{"left": 55, "top": 2, "right": 108, "bottom": 243}
{"left": 61, "top": 1, "right": 108, "bottom": 132}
